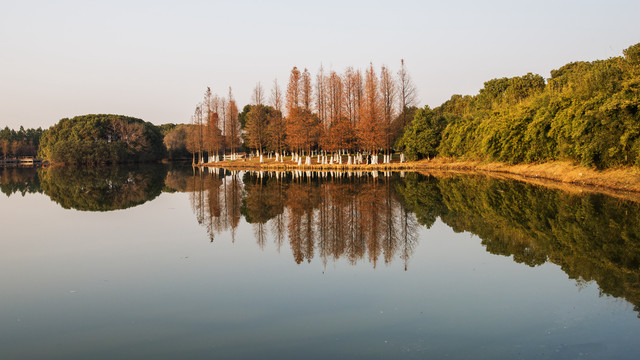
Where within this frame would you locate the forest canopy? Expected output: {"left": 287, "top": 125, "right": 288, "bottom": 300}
{"left": 399, "top": 43, "right": 640, "bottom": 169}
{"left": 38, "top": 114, "right": 165, "bottom": 164}
{"left": 0, "top": 126, "right": 43, "bottom": 158}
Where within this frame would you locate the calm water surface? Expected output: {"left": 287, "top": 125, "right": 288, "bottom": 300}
{"left": 1, "top": 165, "right": 640, "bottom": 359}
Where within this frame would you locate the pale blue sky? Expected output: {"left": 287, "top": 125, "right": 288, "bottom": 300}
{"left": 1, "top": 0, "right": 639, "bottom": 129}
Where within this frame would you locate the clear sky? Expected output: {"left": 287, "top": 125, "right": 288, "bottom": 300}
{"left": 1, "top": 0, "right": 639, "bottom": 129}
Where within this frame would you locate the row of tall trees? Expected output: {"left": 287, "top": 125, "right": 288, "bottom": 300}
{"left": 0, "top": 126, "right": 44, "bottom": 158}
{"left": 399, "top": 43, "right": 640, "bottom": 169}
{"left": 168, "top": 88, "right": 242, "bottom": 164}
{"left": 262, "top": 61, "right": 418, "bottom": 159}
{"left": 174, "top": 60, "right": 418, "bottom": 163}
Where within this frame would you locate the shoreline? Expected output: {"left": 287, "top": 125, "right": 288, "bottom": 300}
{"left": 199, "top": 157, "right": 640, "bottom": 195}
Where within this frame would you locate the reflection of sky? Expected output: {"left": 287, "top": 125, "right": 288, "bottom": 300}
{"left": 1, "top": 191, "right": 640, "bottom": 359}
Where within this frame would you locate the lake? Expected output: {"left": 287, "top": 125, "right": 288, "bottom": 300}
{"left": 1, "top": 165, "right": 640, "bottom": 359}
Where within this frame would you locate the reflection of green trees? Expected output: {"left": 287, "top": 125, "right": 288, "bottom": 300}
{"left": 38, "top": 165, "right": 167, "bottom": 211}
{"left": 0, "top": 167, "right": 42, "bottom": 197}
{"left": 395, "top": 173, "right": 640, "bottom": 314}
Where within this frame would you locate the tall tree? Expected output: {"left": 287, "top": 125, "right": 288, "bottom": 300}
{"left": 194, "top": 105, "right": 204, "bottom": 163}
{"left": 380, "top": 65, "right": 396, "bottom": 152}
{"left": 315, "top": 64, "right": 328, "bottom": 126}
{"left": 286, "top": 67, "right": 304, "bottom": 155}
{"left": 270, "top": 78, "right": 283, "bottom": 113}
{"left": 204, "top": 88, "right": 222, "bottom": 161}
{"left": 218, "top": 96, "right": 227, "bottom": 156}
{"left": 285, "top": 66, "right": 301, "bottom": 117}
{"left": 343, "top": 67, "right": 361, "bottom": 127}
{"left": 327, "top": 71, "right": 344, "bottom": 123}
{"left": 301, "top": 68, "right": 313, "bottom": 112}
{"left": 267, "top": 108, "right": 286, "bottom": 156}
{"left": 252, "top": 82, "right": 265, "bottom": 105}
{"left": 357, "top": 64, "right": 383, "bottom": 154}
{"left": 245, "top": 105, "right": 270, "bottom": 155}
{"left": 225, "top": 88, "right": 241, "bottom": 157}
{"left": 397, "top": 59, "right": 418, "bottom": 129}
{"left": 320, "top": 70, "right": 346, "bottom": 153}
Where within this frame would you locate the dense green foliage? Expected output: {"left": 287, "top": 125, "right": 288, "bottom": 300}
{"left": 38, "top": 114, "right": 165, "bottom": 164}
{"left": 0, "top": 126, "right": 44, "bottom": 158}
{"left": 397, "top": 106, "right": 448, "bottom": 160}
{"left": 399, "top": 43, "right": 640, "bottom": 168}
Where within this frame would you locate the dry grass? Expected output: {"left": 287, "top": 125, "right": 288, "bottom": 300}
{"left": 412, "top": 158, "right": 640, "bottom": 193}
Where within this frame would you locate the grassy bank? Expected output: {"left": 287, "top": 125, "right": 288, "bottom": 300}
{"left": 200, "top": 156, "right": 640, "bottom": 194}
{"left": 412, "top": 158, "right": 640, "bottom": 193}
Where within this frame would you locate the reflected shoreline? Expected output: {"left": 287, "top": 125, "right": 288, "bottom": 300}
{"left": 2, "top": 165, "right": 640, "bottom": 317}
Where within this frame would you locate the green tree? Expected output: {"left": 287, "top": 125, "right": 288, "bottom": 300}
{"left": 398, "top": 106, "right": 447, "bottom": 160}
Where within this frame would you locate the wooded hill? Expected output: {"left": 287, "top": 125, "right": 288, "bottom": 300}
{"left": 400, "top": 43, "right": 640, "bottom": 169}
{"left": 38, "top": 114, "right": 165, "bottom": 164}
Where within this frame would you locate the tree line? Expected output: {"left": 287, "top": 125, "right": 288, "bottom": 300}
{"left": 12, "top": 42, "right": 640, "bottom": 169}
{"left": 167, "top": 60, "right": 419, "bottom": 164}
{"left": 0, "top": 126, "right": 44, "bottom": 159}
{"left": 399, "top": 42, "right": 640, "bottom": 169}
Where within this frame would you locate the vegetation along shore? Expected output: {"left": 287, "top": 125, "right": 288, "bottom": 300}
{"left": 2, "top": 43, "right": 639, "bottom": 194}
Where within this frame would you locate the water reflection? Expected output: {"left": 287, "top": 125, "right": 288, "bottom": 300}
{"left": 166, "top": 168, "right": 419, "bottom": 267}
{"left": 0, "top": 166, "right": 41, "bottom": 196}
{"left": 1, "top": 165, "right": 166, "bottom": 211}
{"left": 2, "top": 165, "right": 640, "bottom": 316}
{"left": 178, "top": 168, "right": 640, "bottom": 316}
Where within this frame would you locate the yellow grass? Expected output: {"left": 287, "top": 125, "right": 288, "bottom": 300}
{"left": 412, "top": 158, "right": 640, "bottom": 193}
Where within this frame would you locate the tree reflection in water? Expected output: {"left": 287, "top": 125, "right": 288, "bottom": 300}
{"left": 1, "top": 165, "right": 166, "bottom": 211}
{"left": 177, "top": 168, "right": 640, "bottom": 316}
{"left": 3, "top": 165, "right": 640, "bottom": 316}
{"left": 171, "top": 168, "right": 419, "bottom": 269}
